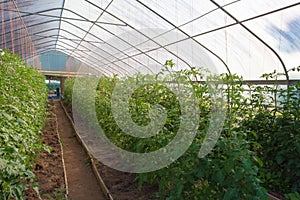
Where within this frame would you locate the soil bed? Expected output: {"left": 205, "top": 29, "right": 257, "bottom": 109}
{"left": 54, "top": 101, "right": 105, "bottom": 200}
{"left": 26, "top": 100, "right": 106, "bottom": 200}
{"left": 62, "top": 100, "right": 158, "bottom": 200}
{"left": 96, "top": 164, "right": 158, "bottom": 200}
{"left": 25, "top": 102, "right": 66, "bottom": 199}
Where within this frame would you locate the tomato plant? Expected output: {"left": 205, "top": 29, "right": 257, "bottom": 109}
{"left": 240, "top": 69, "right": 300, "bottom": 195}
{"left": 64, "top": 57, "right": 300, "bottom": 199}
{"left": 64, "top": 61, "right": 269, "bottom": 199}
{"left": 0, "top": 49, "right": 48, "bottom": 199}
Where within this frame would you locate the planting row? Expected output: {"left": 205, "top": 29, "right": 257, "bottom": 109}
{"left": 64, "top": 61, "right": 300, "bottom": 199}
{"left": 0, "top": 50, "right": 48, "bottom": 199}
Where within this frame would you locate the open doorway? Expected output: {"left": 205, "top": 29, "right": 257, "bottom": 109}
{"left": 46, "top": 78, "right": 61, "bottom": 99}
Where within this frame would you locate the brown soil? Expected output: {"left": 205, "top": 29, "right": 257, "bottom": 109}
{"left": 96, "top": 164, "right": 158, "bottom": 200}
{"left": 25, "top": 102, "right": 66, "bottom": 199}
{"left": 26, "top": 101, "right": 106, "bottom": 200}
{"left": 61, "top": 101, "right": 158, "bottom": 200}
{"left": 53, "top": 101, "right": 105, "bottom": 200}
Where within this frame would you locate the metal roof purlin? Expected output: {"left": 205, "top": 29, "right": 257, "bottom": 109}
{"left": 61, "top": 1, "right": 157, "bottom": 74}
{"left": 55, "top": 0, "right": 65, "bottom": 48}
{"left": 6, "top": 3, "right": 153, "bottom": 74}
{"left": 34, "top": 42, "right": 120, "bottom": 75}
{"left": 34, "top": 34, "right": 105, "bottom": 44}
{"left": 2, "top": 7, "right": 126, "bottom": 26}
{"left": 26, "top": 48, "right": 109, "bottom": 75}
{"left": 5, "top": 2, "right": 162, "bottom": 74}
{"left": 107, "top": 0, "right": 240, "bottom": 64}
{"left": 21, "top": 26, "right": 141, "bottom": 74}
{"left": 134, "top": 0, "right": 231, "bottom": 74}
{"left": 67, "top": 0, "right": 114, "bottom": 57}
{"left": 85, "top": 0, "right": 194, "bottom": 70}
{"left": 29, "top": 48, "right": 117, "bottom": 76}
{"left": 209, "top": 0, "right": 290, "bottom": 85}
{"left": 148, "top": 2, "right": 300, "bottom": 54}
{"left": 4, "top": 0, "right": 297, "bottom": 80}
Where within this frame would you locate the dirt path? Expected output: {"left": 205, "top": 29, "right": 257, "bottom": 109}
{"left": 61, "top": 101, "right": 158, "bottom": 200}
{"left": 25, "top": 103, "right": 66, "bottom": 199}
{"left": 53, "top": 101, "right": 105, "bottom": 200}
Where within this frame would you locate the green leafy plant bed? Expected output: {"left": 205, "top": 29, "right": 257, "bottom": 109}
{"left": 64, "top": 61, "right": 299, "bottom": 200}
{"left": 0, "top": 50, "right": 48, "bottom": 199}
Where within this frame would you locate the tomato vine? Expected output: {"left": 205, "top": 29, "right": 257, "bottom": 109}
{"left": 0, "top": 50, "right": 48, "bottom": 199}
{"left": 64, "top": 62, "right": 299, "bottom": 199}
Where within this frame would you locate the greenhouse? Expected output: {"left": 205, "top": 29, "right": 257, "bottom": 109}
{"left": 0, "top": 0, "right": 300, "bottom": 199}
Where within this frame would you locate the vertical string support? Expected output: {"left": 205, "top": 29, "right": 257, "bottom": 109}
{"left": 9, "top": 1, "right": 15, "bottom": 54}
{"left": 1, "top": 3, "right": 6, "bottom": 49}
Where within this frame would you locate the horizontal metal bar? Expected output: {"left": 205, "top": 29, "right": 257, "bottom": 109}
{"left": 39, "top": 70, "right": 94, "bottom": 78}
{"left": 242, "top": 79, "right": 298, "bottom": 85}
{"left": 1, "top": 7, "right": 126, "bottom": 26}
{"left": 33, "top": 34, "right": 105, "bottom": 44}
{"left": 192, "top": 79, "right": 299, "bottom": 85}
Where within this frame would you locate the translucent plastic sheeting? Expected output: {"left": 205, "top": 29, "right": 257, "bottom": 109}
{"left": 69, "top": 0, "right": 300, "bottom": 79}
{"left": 15, "top": 0, "right": 63, "bottom": 54}
{"left": 244, "top": 5, "right": 300, "bottom": 79}
{"left": 1, "top": 0, "right": 300, "bottom": 80}
{"left": 196, "top": 26, "right": 285, "bottom": 80}
{"left": 0, "top": 0, "right": 40, "bottom": 67}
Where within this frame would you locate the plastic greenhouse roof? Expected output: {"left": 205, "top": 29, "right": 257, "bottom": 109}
{"left": 0, "top": 0, "right": 300, "bottom": 81}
